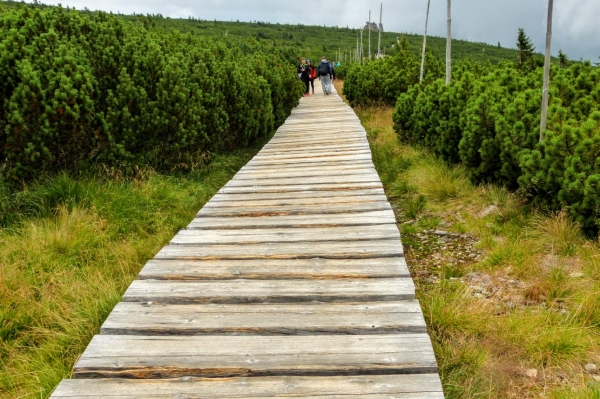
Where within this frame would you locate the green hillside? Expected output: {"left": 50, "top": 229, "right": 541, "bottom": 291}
{"left": 1, "top": 0, "right": 521, "bottom": 64}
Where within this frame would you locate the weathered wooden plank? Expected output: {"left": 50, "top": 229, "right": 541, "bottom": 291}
{"left": 226, "top": 175, "right": 380, "bottom": 187}
{"left": 122, "top": 279, "right": 414, "bottom": 304}
{"left": 234, "top": 161, "right": 376, "bottom": 178}
{"left": 238, "top": 160, "right": 375, "bottom": 174}
{"left": 264, "top": 134, "right": 366, "bottom": 143}
{"left": 244, "top": 154, "right": 374, "bottom": 167}
{"left": 216, "top": 182, "right": 382, "bottom": 195}
{"left": 252, "top": 150, "right": 371, "bottom": 163}
{"left": 187, "top": 210, "right": 397, "bottom": 229}
{"left": 206, "top": 188, "right": 386, "bottom": 202}
{"left": 138, "top": 257, "right": 411, "bottom": 280}
{"left": 155, "top": 239, "right": 403, "bottom": 261}
{"left": 100, "top": 301, "right": 427, "bottom": 335}
{"left": 224, "top": 175, "right": 380, "bottom": 188}
{"left": 51, "top": 375, "right": 444, "bottom": 398}
{"left": 171, "top": 225, "right": 399, "bottom": 245}
{"left": 195, "top": 201, "right": 392, "bottom": 218}
{"left": 202, "top": 194, "right": 387, "bottom": 208}
{"left": 265, "top": 136, "right": 367, "bottom": 147}
{"left": 73, "top": 334, "right": 437, "bottom": 378}
{"left": 259, "top": 142, "right": 368, "bottom": 154}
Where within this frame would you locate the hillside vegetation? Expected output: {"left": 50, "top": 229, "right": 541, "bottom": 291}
{"left": 1, "top": 0, "right": 521, "bottom": 65}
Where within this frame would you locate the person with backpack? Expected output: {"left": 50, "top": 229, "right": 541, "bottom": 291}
{"left": 307, "top": 60, "right": 317, "bottom": 95}
{"left": 297, "top": 57, "right": 310, "bottom": 97}
{"left": 317, "top": 56, "right": 333, "bottom": 96}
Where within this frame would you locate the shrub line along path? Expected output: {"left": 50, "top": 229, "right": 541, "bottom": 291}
{"left": 51, "top": 82, "right": 444, "bottom": 398}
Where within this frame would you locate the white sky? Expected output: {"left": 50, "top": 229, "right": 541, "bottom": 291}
{"left": 42, "top": 0, "right": 600, "bottom": 61}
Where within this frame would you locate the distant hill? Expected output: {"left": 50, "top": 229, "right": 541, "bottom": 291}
{"left": 1, "top": 0, "right": 521, "bottom": 64}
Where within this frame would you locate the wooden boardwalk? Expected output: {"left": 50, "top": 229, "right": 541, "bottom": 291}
{"left": 51, "top": 83, "right": 444, "bottom": 398}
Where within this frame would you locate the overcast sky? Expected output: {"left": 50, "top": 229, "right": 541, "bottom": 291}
{"left": 42, "top": 0, "right": 600, "bottom": 61}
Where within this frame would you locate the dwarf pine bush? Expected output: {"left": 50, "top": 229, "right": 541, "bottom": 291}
{"left": 0, "top": 5, "right": 305, "bottom": 184}
{"left": 347, "top": 49, "right": 600, "bottom": 232}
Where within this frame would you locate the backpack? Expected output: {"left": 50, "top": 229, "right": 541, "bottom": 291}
{"left": 309, "top": 66, "right": 317, "bottom": 79}
{"left": 318, "top": 62, "right": 330, "bottom": 76}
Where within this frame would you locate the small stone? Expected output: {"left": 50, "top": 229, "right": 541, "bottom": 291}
{"left": 434, "top": 230, "right": 449, "bottom": 236}
{"left": 569, "top": 272, "right": 584, "bottom": 279}
{"left": 525, "top": 368, "right": 538, "bottom": 379}
{"left": 585, "top": 364, "right": 598, "bottom": 374}
{"left": 466, "top": 272, "right": 480, "bottom": 280}
{"left": 478, "top": 205, "right": 499, "bottom": 218}
{"left": 592, "top": 375, "right": 600, "bottom": 382}
{"left": 474, "top": 293, "right": 485, "bottom": 299}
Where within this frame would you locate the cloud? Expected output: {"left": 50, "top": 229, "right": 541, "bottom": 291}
{"left": 41, "top": 0, "right": 600, "bottom": 61}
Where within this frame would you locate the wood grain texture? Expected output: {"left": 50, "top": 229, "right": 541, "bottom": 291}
{"left": 73, "top": 334, "right": 438, "bottom": 378}
{"left": 155, "top": 240, "right": 404, "bottom": 261}
{"left": 100, "top": 301, "right": 427, "bottom": 335}
{"left": 138, "top": 257, "right": 411, "bottom": 280}
{"left": 188, "top": 210, "right": 397, "bottom": 230}
{"left": 195, "top": 201, "right": 392, "bottom": 218}
{"left": 202, "top": 193, "right": 387, "bottom": 208}
{"left": 52, "top": 375, "right": 444, "bottom": 398}
{"left": 171, "top": 225, "right": 400, "bottom": 245}
{"left": 122, "top": 278, "right": 415, "bottom": 304}
{"left": 206, "top": 188, "right": 387, "bottom": 202}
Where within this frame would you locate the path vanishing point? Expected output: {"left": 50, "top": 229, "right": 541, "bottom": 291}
{"left": 51, "top": 82, "right": 444, "bottom": 398}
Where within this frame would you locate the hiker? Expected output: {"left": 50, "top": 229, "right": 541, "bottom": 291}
{"left": 298, "top": 57, "right": 310, "bottom": 97}
{"left": 317, "top": 56, "right": 333, "bottom": 96}
{"left": 307, "top": 60, "right": 317, "bottom": 95}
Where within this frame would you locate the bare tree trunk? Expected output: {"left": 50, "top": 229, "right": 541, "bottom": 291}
{"left": 540, "top": 0, "right": 554, "bottom": 141}
{"left": 420, "top": 0, "right": 431, "bottom": 83}
{"left": 360, "top": 29, "right": 364, "bottom": 65}
{"left": 446, "top": 0, "right": 452, "bottom": 84}
{"left": 377, "top": 3, "right": 382, "bottom": 58}
{"left": 368, "top": 10, "right": 371, "bottom": 59}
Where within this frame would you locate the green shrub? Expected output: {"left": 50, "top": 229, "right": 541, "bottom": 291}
{"left": 0, "top": 5, "right": 305, "bottom": 184}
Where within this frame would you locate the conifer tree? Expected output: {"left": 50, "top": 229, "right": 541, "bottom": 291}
{"left": 516, "top": 28, "right": 535, "bottom": 69}
{"left": 558, "top": 49, "right": 568, "bottom": 68}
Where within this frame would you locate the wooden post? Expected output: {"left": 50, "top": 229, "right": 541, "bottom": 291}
{"left": 368, "top": 10, "right": 371, "bottom": 59}
{"left": 445, "top": 0, "right": 452, "bottom": 84}
{"left": 420, "top": 0, "right": 431, "bottom": 83}
{"left": 377, "top": 3, "right": 382, "bottom": 58}
{"left": 360, "top": 29, "right": 364, "bottom": 65}
{"left": 540, "top": 0, "right": 554, "bottom": 141}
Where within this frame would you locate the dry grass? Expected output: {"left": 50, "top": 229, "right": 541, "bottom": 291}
{"left": 341, "top": 82, "right": 600, "bottom": 399}
{"left": 0, "top": 151, "right": 258, "bottom": 398}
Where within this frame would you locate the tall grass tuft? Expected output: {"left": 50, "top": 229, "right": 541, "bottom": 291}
{"left": 410, "top": 161, "right": 471, "bottom": 202}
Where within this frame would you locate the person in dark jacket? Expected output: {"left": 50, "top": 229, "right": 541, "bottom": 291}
{"left": 297, "top": 57, "right": 310, "bottom": 97}
{"left": 317, "top": 56, "right": 333, "bottom": 96}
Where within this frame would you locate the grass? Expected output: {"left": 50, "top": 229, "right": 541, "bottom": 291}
{"left": 334, "top": 79, "right": 600, "bottom": 398}
{"left": 0, "top": 146, "right": 262, "bottom": 398}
